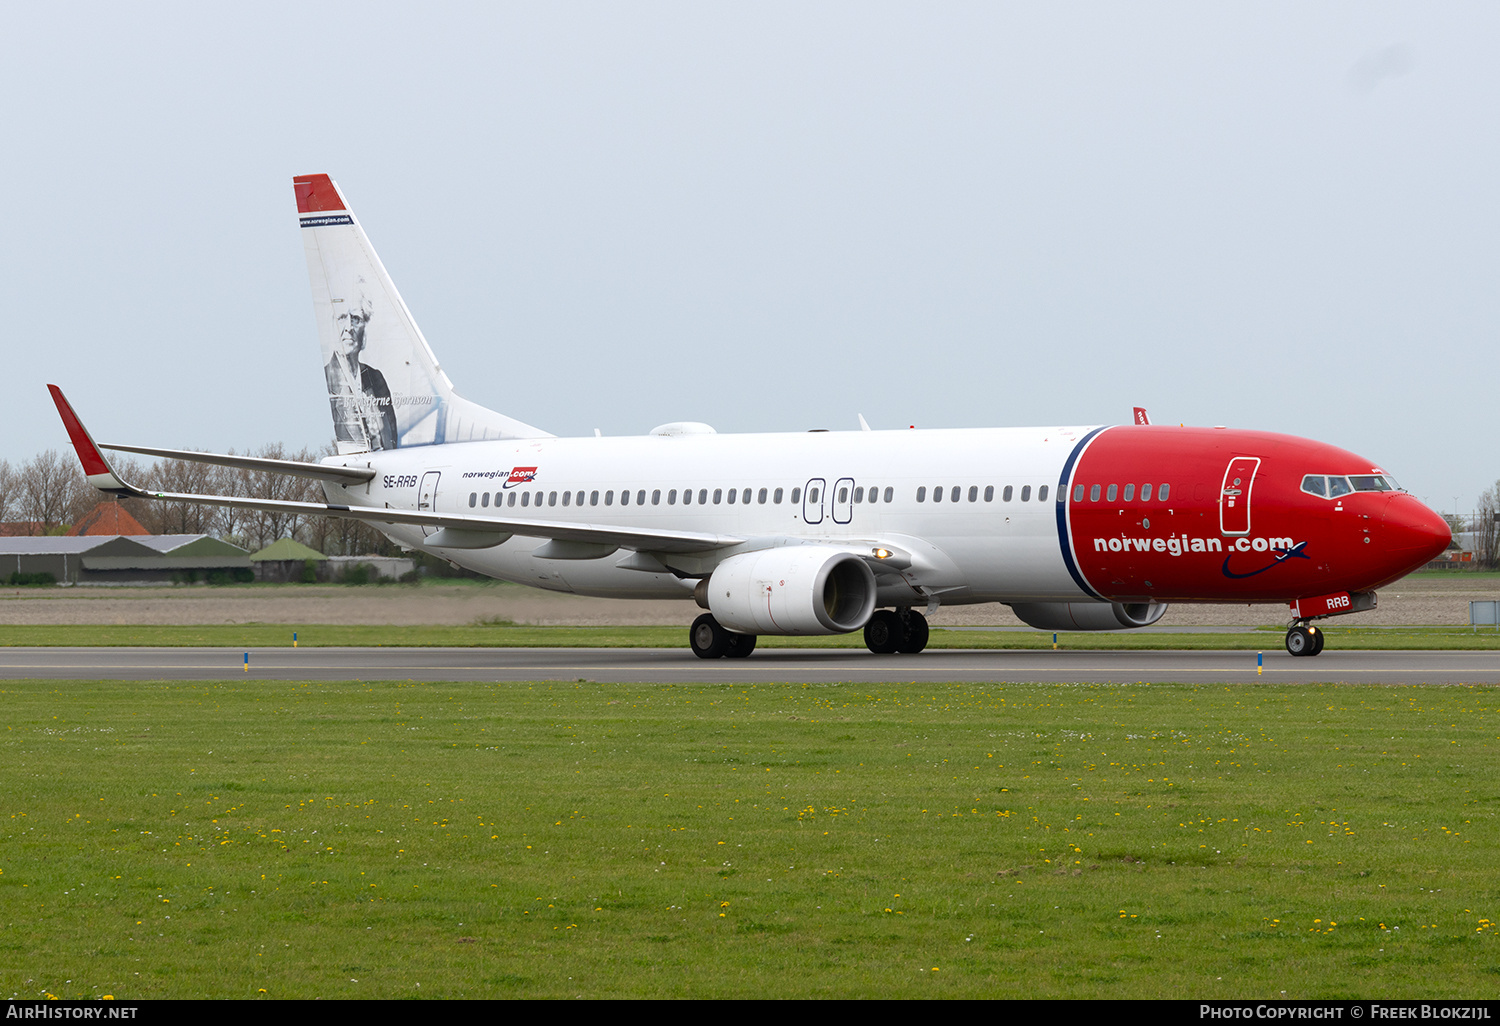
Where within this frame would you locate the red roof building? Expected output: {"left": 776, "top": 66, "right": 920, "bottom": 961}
{"left": 65, "top": 502, "right": 149, "bottom": 537}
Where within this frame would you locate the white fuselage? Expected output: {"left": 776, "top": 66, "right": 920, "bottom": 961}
{"left": 324, "top": 425, "right": 1099, "bottom": 604}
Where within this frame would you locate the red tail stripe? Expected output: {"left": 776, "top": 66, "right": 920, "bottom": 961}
{"left": 293, "top": 174, "right": 345, "bottom": 214}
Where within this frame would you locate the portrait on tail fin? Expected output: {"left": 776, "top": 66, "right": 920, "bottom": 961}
{"left": 323, "top": 279, "right": 397, "bottom": 451}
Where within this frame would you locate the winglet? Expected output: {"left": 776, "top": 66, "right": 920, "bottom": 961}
{"left": 47, "top": 385, "right": 132, "bottom": 493}
{"left": 1132, "top": 406, "right": 1151, "bottom": 426}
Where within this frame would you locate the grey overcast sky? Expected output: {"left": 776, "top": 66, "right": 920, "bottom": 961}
{"left": 3, "top": 3, "right": 1494, "bottom": 511}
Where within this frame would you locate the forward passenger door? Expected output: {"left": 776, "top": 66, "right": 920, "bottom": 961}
{"left": 832, "top": 477, "right": 854, "bottom": 524}
{"left": 803, "top": 478, "right": 826, "bottom": 524}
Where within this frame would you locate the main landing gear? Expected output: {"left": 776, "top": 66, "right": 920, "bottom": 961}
{"left": 863, "top": 608, "right": 929, "bottom": 655}
{"left": 687, "top": 608, "right": 932, "bottom": 658}
{"left": 1285, "top": 623, "right": 1325, "bottom": 657}
{"left": 690, "top": 613, "right": 757, "bottom": 659}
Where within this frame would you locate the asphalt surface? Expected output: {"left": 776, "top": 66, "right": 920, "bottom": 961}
{"left": 0, "top": 646, "right": 1495, "bottom": 684}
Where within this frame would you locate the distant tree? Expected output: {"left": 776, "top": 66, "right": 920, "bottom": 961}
{"left": 19, "top": 450, "right": 79, "bottom": 533}
{"left": 0, "top": 459, "right": 17, "bottom": 525}
{"left": 229, "top": 445, "right": 324, "bottom": 551}
{"left": 139, "top": 453, "right": 229, "bottom": 536}
{"left": 1477, "top": 483, "right": 1500, "bottom": 568}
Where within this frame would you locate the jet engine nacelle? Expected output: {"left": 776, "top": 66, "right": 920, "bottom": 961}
{"left": 1009, "top": 600, "right": 1168, "bottom": 631}
{"left": 706, "top": 546, "right": 878, "bottom": 635}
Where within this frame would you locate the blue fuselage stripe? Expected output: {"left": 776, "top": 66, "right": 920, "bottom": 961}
{"left": 1054, "top": 427, "right": 1107, "bottom": 600}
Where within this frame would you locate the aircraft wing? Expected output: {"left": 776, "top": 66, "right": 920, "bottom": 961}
{"left": 48, "top": 386, "right": 742, "bottom": 555}
{"left": 97, "top": 442, "right": 375, "bottom": 485}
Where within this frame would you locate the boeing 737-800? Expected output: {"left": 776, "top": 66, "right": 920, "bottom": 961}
{"left": 48, "top": 174, "right": 1450, "bottom": 658}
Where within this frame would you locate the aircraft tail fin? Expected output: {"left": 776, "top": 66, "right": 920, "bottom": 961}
{"left": 294, "top": 174, "right": 551, "bottom": 454}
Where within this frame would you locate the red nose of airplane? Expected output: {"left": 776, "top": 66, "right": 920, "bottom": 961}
{"left": 1380, "top": 493, "right": 1451, "bottom": 573}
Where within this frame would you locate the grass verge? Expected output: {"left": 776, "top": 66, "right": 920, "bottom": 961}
{"left": 2, "top": 678, "right": 1498, "bottom": 998}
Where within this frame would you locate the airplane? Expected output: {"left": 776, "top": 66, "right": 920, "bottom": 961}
{"left": 48, "top": 174, "right": 1451, "bottom": 659}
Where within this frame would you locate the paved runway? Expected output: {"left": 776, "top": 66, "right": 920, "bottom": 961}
{"left": 0, "top": 646, "right": 1495, "bottom": 684}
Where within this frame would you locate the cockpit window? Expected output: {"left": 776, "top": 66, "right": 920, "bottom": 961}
{"left": 1305, "top": 474, "right": 1393, "bottom": 499}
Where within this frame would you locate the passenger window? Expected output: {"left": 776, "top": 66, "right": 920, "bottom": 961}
{"left": 741, "top": 488, "right": 751, "bottom": 504}
{"left": 984, "top": 485, "right": 994, "bottom": 502}
{"left": 1159, "top": 483, "right": 1170, "bottom": 501}
{"left": 1021, "top": 485, "right": 1031, "bottom": 502}
{"left": 620, "top": 489, "right": 629, "bottom": 506}
{"left": 604, "top": 490, "right": 613, "bottom": 506}
{"left": 469, "top": 492, "right": 477, "bottom": 508}
{"left": 726, "top": 488, "right": 736, "bottom": 504}
{"left": 1003, "top": 485, "right": 1013, "bottom": 502}
{"left": 699, "top": 489, "right": 708, "bottom": 505}
{"left": 809, "top": 488, "right": 819, "bottom": 503}
{"left": 494, "top": 493, "right": 502, "bottom": 507}
{"left": 548, "top": 491, "right": 557, "bottom": 506}
{"left": 713, "top": 489, "right": 722, "bottom": 504}
{"left": 933, "top": 486, "right": 943, "bottom": 503}
{"left": 481, "top": 492, "right": 489, "bottom": 508}
{"left": 1106, "top": 484, "right": 1117, "bottom": 502}
{"left": 683, "top": 489, "right": 693, "bottom": 506}
{"left": 1123, "top": 484, "right": 1134, "bottom": 502}
{"left": 521, "top": 492, "right": 530, "bottom": 507}
{"left": 1073, "top": 484, "right": 1084, "bottom": 502}
{"left": 668, "top": 489, "right": 677, "bottom": 505}
{"left": 1141, "top": 484, "right": 1152, "bottom": 502}
{"left": 758, "top": 488, "right": 768, "bottom": 504}
{"left": 917, "top": 486, "right": 927, "bottom": 502}
{"left": 951, "top": 486, "right": 960, "bottom": 502}
{"left": 854, "top": 487, "right": 864, "bottom": 503}
{"left": 1039, "top": 485, "right": 1048, "bottom": 502}
{"left": 653, "top": 489, "right": 662, "bottom": 505}
{"left": 1089, "top": 484, "right": 1100, "bottom": 502}
{"left": 838, "top": 487, "right": 848, "bottom": 503}
{"left": 968, "top": 486, "right": 978, "bottom": 502}
{"left": 883, "top": 487, "right": 893, "bottom": 502}
{"left": 562, "top": 492, "right": 571, "bottom": 507}
{"left": 507, "top": 492, "right": 516, "bottom": 507}
{"left": 789, "top": 488, "right": 800, "bottom": 504}
{"left": 639, "top": 490, "right": 647, "bottom": 505}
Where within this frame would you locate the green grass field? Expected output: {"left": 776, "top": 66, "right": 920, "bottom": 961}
{"left": 3, "top": 623, "right": 1500, "bottom": 649}
{"left": 3, "top": 677, "right": 1499, "bottom": 998}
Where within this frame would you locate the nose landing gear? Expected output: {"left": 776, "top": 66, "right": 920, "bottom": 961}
{"left": 1285, "top": 623, "right": 1325, "bottom": 657}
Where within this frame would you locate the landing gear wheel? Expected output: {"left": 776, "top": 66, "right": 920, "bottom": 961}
{"left": 864, "top": 610, "right": 903, "bottom": 654}
{"left": 724, "top": 632, "right": 757, "bottom": 658}
{"left": 1286, "top": 625, "right": 1314, "bottom": 657}
{"left": 1309, "top": 627, "right": 1325, "bottom": 656}
{"left": 898, "top": 610, "right": 930, "bottom": 654}
{"left": 690, "top": 613, "right": 730, "bottom": 659}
